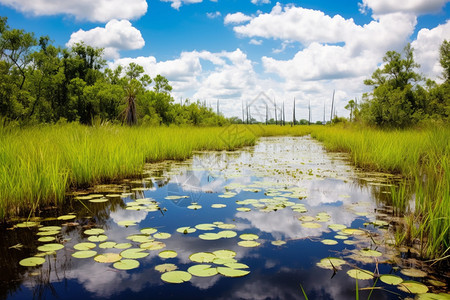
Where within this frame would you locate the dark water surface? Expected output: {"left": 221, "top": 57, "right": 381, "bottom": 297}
{"left": 1, "top": 137, "right": 448, "bottom": 300}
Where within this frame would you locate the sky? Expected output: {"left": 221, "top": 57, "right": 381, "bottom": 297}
{"left": 1, "top": 0, "right": 449, "bottom": 122}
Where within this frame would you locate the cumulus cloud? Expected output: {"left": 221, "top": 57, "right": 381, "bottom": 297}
{"left": 206, "top": 11, "right": 221, "bottom": 19}
{"left": 249, "top": 39, "right": 263, "bottom": 45}
{"left": 160, "top": 0, "right": 203, "bottom": 10}
{"left": 224, "top": 12, "right": 252, "bottom": 24}
{"left": 412, "top": 20, "right": 450, "bottom": 81}
{"left": 359, "top": 0, "right": 449, "bottom": 15}
{"left": 0, "top": 0, "right": 147, "bottom": 22}
{"left": 67, "top": 20, "right": 145, "bottom": 59}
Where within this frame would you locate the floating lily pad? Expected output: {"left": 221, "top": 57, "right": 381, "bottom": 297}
{"left": 16, "top": 221, "right": 40, "bottom": 228}
{"left": 19, "top": 257, "right": 45, "bottom": 267}
{"left": 187, "top": 204, "right": 202, "bottom": 210}
{"left": 141, "top": 241, "right": 166, "bottom": 250}
{"left": 39, "top": 226, "right": 62, "bottom": 231}
{"left": 217, "top": 223, "right": 236, "bottom": 229}
{"left": 165, "top": 195, "right": 189, "bottom": 200}
{"left": 328, "top": 224, "right": 347, "bottom": 231}
{"left": 321, "top": 239, "right": 338, "bottom": 245}
{"left": 88, "top": 235, "right": 108, "bottom": 242}
{"left": 301, "top": 222, "right": 322, "bottom": 229}
{"left": 238, "top": 241, "right": 260, "bottom": 248}
{"left": 84, "top": 228, "right": 105, "bottom": 235}
{"left": 57, "top": 215, "right": 76, "bottom": 221}
{"left": 416, "top": 293, "right": 450, "bottom": 299}
{"left": 212, "top": 250, "right": 236, "bottom": 259}
{"left": 153, "top": 232, "right": 171, "bottom": 239}
{"left": 89, "top": 198, "right": 109, "bottom": 203}
{"left": 36, "top": 230, "right": 60, "bottom": 236}
{"left": 74, "top": 242, "right": 96, "bottom": 251}
{"left": 360, "top": 249, "right": 382, "bottom": 257}
{"left": 427, "top": 280, "right": 446, "bottom": 287}
{"left": 176, "top": 227, "right": 196, "bottom": 234}
{"left": 120, "top": 248, "right": 149, "bottom": 259}
{"left": 195, "top": 224, "right": 216, "bottom": 231}
{"left": 334, "top": 235, "right": 348, "bottom": 240}
{"left": 94, "top": 253, "right": 122, "bottom": 263}
{"left": 114, "top": 243, "right": 132, "bottom": 249}
{"left": 271, "top": 240, "right": 286, "bottom": 246}
{"left": 188, "top": 264, "right": 218, "bottom": 277}
{"left": 380, "top": 274, "right": 403, "bottom": 285}
{"left": 113, "top": 259, "right": 140, "bottom": 270}
{"left": 213, "top": 258, "right": 237, "bottom": 265}
{"left": 236, "top": 207, "right": 251, "bottom": 212}
{"left": 189, "top": 252, "right": 216, "bottom": 263}
{"left": 155, "top": 263, "right": 178, "bottom": 273}
{"left": 400, "top": 268, "right": 427, "bottom": 278}
{"left": 316, "top": 257, "right": 347, "bottom": 270}
{"left": 347, "top": 269, "right": 374, "bottom": 280}
{"left": 117, "top": 220, "right": 137, "bottom": 227}
{"left": 159, "top": 250, "right": 177, "bottom": 259}
{"left": 239, "top": 234, "right": 259, "bottom": 240}
{"left": 211, "top": 204, "right": 227, "bottom": 208}
{"left": 298, "top": 216, "right": 315, "bottom": 222}
{"left": 343, "top": 240, "right": 356, "bottom": 245}
{"left": 341, "top": 228, "right": 365, "bottom": 235}
{"left": 37, "top": 243, "right": 64, "bottom": 252}
{"left": 225, "top": 262, "right": 249, "bottom": 269}
{"left": 141, "top": 227, "right": 158, "bottom": 235}
{"left": 99, "top": 242, "right": 117, "bottom": 249}
{"left": 72, "top": 250, "right": 97, "bottom": 258}
{"left": 398, "top": 280, "right": 429, "bottom": 294}
{"left": 161, "top": 271, "right": 192, "bottom": 283}
{"left": 218, "top": 230, "right": 237, "bottom": 238}
{"left": 127, "top": 234, "right": 152, "bottom": 243}
{"left": 199, "top": 233, "right": 221, "bottom": 240}
{"left": 217, "top": 267, "right": 250, "bottom": 277}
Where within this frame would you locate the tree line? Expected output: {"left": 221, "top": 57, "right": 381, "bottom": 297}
{"left": 0, "top": 17, "right": 228, "bottom": 126}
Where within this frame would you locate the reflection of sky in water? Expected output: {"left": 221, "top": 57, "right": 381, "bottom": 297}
{"left": 10, "top": 137, "right": 421, "bottom": 300}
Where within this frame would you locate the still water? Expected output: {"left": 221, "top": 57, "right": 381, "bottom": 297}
{"left": 1, "top": 136, "right": 448, "bottom": 300}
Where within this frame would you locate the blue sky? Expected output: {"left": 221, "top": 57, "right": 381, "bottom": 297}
{"left": 1, "top": 0, "right": 449, "bottom": 121}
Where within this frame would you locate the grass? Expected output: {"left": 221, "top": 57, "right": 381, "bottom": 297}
{"left": 0, "top": 123, "right": 258, "bottom": 219}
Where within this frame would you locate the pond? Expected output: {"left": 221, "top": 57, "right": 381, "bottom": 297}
{"left": 1, "top": 136, "right": 448, "bottom": 300}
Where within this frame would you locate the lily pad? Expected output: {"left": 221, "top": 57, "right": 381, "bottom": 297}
{"left": 159, "top": 250, "right": 178, "bottom": 259}
{"left": 94, "top": 253, "right": 122, "bottom": 263}
{"left": 301, "top": 222, "right": 322, "bottom": 229}
{"left": 341, "top": 228, "right": 365, "bottom": 235}
{"left": 212, "top": 250, "right": 236, "bottom": 259}
{"left": 224, "top": 262, "right": 249, "bottom": 269}
{"left": 239, "top": 234, "right": 259, "bottom": 240}
{"left": 321, "top": 239, "right": 338, "bottom": 245}
{"left": 236, "top": 207, "right": 251, "bottom": 212}
{"left": 117, "top": 220, "right": 138, "bottom": 227}
{"left": 380, "top": 274, "right": 403, "bottom": 285}
{"left": 84, "top": 228, "right": 105, "bottom": 235}
{"left": 120, "top": 248, "right": 149, "bottom": 259}
{"left": 416, "top": 293, "right": 450, "bottom": 299}
{"left": 39, "top": 226, "right": 62, "bottom": 231}
{"left": 398, "top": 280, "right": 429, "bottom": 294}
{"left": 161, "top": 271, "right": 192, "bottom": 283}
{"left": 36, "top": 230, "right": 60, "bottom": 236}
{"left": 176, "top": 227, "right": 196, "bottom": 234}
{"left": 38, "top": 237, "right": 56, "bottom": 242}
{"left": 188, "top": 264, "right": 218, "bottom": 277}
{"left": 74, "top": 242, "right": 96, "bottom": 250}
{"left": 217, "top": 223, "right": 236, "bottom": 229}
{"left": 211, "top": 204, "right": 226, "bottom": 208}
{"left": 271, "top": 240, "right": 286, "bottom": 246}
{"left": 217, "top": 267, "right": 250, "bottom": 277}
{"left": 195, "top": 224, "right": 216, "bottom": 231}
{"left": 153, "top": 232, "right": 171, "bottom": 239}
{"left": 400, "top": 268, "right": 427, "bottom": 278}
{"left": 316, "top": 257, "right": 347, "bottom": 270}
{"left": 57, "top": 215, "right": 76, "bottom": 220}
{"left": 347, "top": 269, "right": 374, "bottom": 280}
{"left": 19, "top": 257, "right": 45, "bottom": 267}
{"left": 88, "top": 235, "right": 108, "bottom": 242}
{"left": 298, "top": 216, "right": 315, "bottom": 222}
{"left": 113, "top": 259, "right": 140, "bottom": 270}
{"left": 141, "top": 227, "right": 158, "bottom": 235}
{"left": 140, "top": 241, "right": 166, "bottom": 250}
{"left": 199, "top": 233, "right": 221, "bottom": 240}
{"left": 72, "top": 250, "right": 97, "bottom": 258}
{"left": 187, "top": 204, "right": 202, "bottom": 210}
{"left": 99, "top": 242, "right": 117, "bottom": 249}
{"left": 16, "top": 221, "right": 40, "bottom": 228}
{"left": 155, "top": 263, "right": 178, "bottom": 273}
{"left": 328, "top": 224, "right": 347, "bottom": 231}
{"left": 37, "top": 243, "right": 64, "bottom": 252}
{"left": 238, "top": 241, "right": 261, "bottom": 248}
{"left": 89, "top": 198, "right": 109, "bottom": 203}
{"left": 217, "top": 230, "right": 237, "bottom": 238}
{"left": 360, "top": 249, "right": 382, "bottom": 257}
{"left": 189, "top": 252, "right": 216, "bottom": 263}
{"left": 114, "top": 243, "right": 132, "bottom": 249}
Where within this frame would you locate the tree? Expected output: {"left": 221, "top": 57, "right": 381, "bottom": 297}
{"left": 153, "top": 74, "right": 172, "bottom": 94}
{"left": 440, "top": 40, "right": 450, "bottom": 83}
{"left": 345, "top": 99, "right": 356, "bottom": 121}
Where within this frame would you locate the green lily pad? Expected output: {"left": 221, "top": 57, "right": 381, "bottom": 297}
{"left": 217, "top": 230, "right": 237, "bottom": 238}
{"left": 39, "top": 226, "right": 62, "bottom": 231}
{"left": 57, "top": 215, "right": 76, "bottom": 220}
{"left": 427, "top": 280, "right": 446, "bottom": 287}
{"left": 239, "top": 234, "right": 259, "bottom": 240}
{"left": 140, "top": 228, "right": 157, "bottom": 235}
{"left": 159, "top": 250, "right": 177, "bottom": 259}
{"left": 236, "top": 207, "right": 251, "bottom": 212}
{"left": 301, "top": 222, "right": 322, "bottom": 229}
{"left": 99, "top": 242, "right": 117, "bottom": 249}
{"left": 213, "top": 258, "right": 237, "bottom": 265}
{"left": 140, "top": 241, "right": 166, "bottom": 250}
{"left": 187, "top": 204, "right": 202, "bottom": 210}
{"left": 238, "top": 241, "right": 260, "bottom": 248}
{"left": 328, "top": 224, "right": 347, "bottom": 231}
{"left": 155, "top": 263, "right": 178, "bottom": 273}
{"left": 120, "top": 248, "right": 149, "bottom": 259}
{"left": 72, "top": 250, "right": 97, "bottom": 258}
{"left": 94, "top": 253, "right": 122, "bottom": 263}
{"left": 217, "top": 223, "right": 236, "bottom": 229}
{"left": 74, "top": 242, "right": 96, "bottom": 251}
{"left": 400, "top": 268, "right": 427, "bottom": 278}
{"left": 380, "top": 274, "right": 403, "bottom": 285}
{"left": 271, "top": 240, "right": 286, "bottom": 246}
{"left": 165, "top": 195, "right": 189, "bottom": 200}
{"left": 334, "top": 235, "right": 348, "bottom": 240}
{"left": 126, "top": 234, "right": 152, "bottom": 243}
{"left": 211, "top": 204, "right": 226, "bottom": 208}
{"left": 416, "top": 293, "right": 450, "bottom": 299}
{"left": 89, "top": 198, "right": 109, "bottom": 203}
{"left": 321, "top": 239, "right": 338, "bottom": 245}
{"left": 316, "top": 257, "right": 347, "bottom": 270}
{"left": 224, "top": 262, "right": 249, "bottom": 269}
{"left": 217, "top": 267, "right": 250, "bottom": 277}
{"left": 153, "top": 232, "right": 171, "bottom": 239}
{"left": 113, "top": 259, "right": 140, "bottom": 270}
{"left": 117, "top": 220, "right": 138, "bottom": 227}
{"left": 199, "top": 233, "right": 221, "bottom": 240}
{"left": 88, "top": 235, "right": 108, "bottom": 242}
{"left": 19, "top": 257, "right": 45, "bottom": 267}
{"left": 176, "top": 227, "right": 196, "bottom": 234}
{"left": 84, "top": 228, "right": 105, "bottom": 235}
{"left": 36, "top": 230, "right": 60, "bottom": 236}
{"left": 37, "top": 243, "right": 64, "bottom": 252}
{"left": 16, "top": 221, "right": 40, "bottom": 228}
{"left": 38, "top": 237, "right": 56, "bottom": 242}
{"left": 347, "top": 269, "right": 374, "bottom": 280}
{"left": 195, "top": 224, "right": 216, "bottom": 230}
{"left": 188, "top": 264, "right": 218, "bottom": 277}
{"left": 343, "top": 240, "right": 356, "bottom": 245}
{"left": 114, "top": 243, "right": 132, "bottom": 249}
{"left": 398, "top": 280, "right": 429, "bottom": 294}
{"left": 298, "top": 216, "right": 315, "bottom": 222}
{"left": 212, "top": 250, "right": 236, "bottom": 259}
{"left": 161, "top": 271, "right": 192, "bottom": 283}
{"left": 360, "top": 249, "right": 382, "bottom": 257}
{"left": 341, "top": 228, "right": 365, "bottom": 235}
{"left": 189, "top": 252, "right": 216, "bottom": 263}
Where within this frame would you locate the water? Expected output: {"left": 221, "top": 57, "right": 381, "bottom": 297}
{"left": 1, "top": 136, "right": 448, "bottom": 300}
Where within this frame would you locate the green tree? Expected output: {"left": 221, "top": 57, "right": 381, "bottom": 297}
{"left": 345, "top": 99, "right": 356, "bottom": 121}
{"left": 440, "top": 40, "right": 450, "bottom": 83}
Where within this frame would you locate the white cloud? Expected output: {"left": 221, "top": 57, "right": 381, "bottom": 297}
{"left": 224, "top": 12, "right": 252, "bottom": 24}
{"left": 206, "top": 11, "right": 221, "bottom": 19}
{"left": 360, "top": 0, "right": 449, "bottom": 15}
{"left": 251, "top": 0, "right": 270, "bottom": 4}
{"left": 67, "top": 20, "right": 145, "bottom": 60}
{"left": 249, "top": 39, "right": 263, "bottom": 45}
{"left": 160, "top": 0, "right": 203, "bottom": 10}
{"left": 412, "top": 20, "right": 450, "bottom": 81}
{"left": 0, "top": 0, "right": 147, "bottom": 22}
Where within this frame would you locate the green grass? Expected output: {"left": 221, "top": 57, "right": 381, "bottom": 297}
{"left": 0, "top": 123, "right": 258, "bottom": 219}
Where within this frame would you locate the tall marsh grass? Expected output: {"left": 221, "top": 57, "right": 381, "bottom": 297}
{"left": 0, "top": 123, "right": 257, "bottom": 219}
